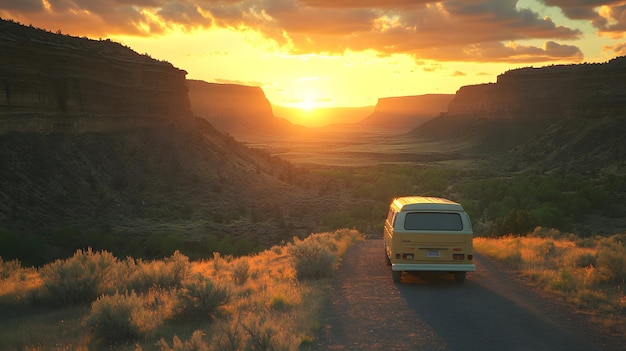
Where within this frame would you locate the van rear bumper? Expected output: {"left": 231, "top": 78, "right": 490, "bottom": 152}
{"left": 392, "top": 263, "right": 476, "bottom": 272}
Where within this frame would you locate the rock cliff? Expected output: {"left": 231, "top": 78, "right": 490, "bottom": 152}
{"left": 0, "top": 18, "right": 192, "bottom": 133}
{"left": 359, "top": 94, "right": 453, "bottom": 132}
{"left": 187, "top": 79, "right": 299, "bottom": 141}
{"left": 447, "top": 56, "right": 626, "bottom": 119}
{"left": 410, "top": 57, "right": 626, "bottom": 171}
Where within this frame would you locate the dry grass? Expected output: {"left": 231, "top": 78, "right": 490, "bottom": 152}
{"left": 0, "top": 229, "right": 363, "bottom": 351}
{"left": 475, "top": 228, "right": 626, "bottom": 333}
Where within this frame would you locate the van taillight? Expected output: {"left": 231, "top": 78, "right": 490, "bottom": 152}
{"left": 453, "top": 254, "right": 465, "bottom": 260}
{"left": 468, "top": 254, "right": 473, "bottom": 260}
{"left": 395, "top": 253, "right": 401, "bottom": 259}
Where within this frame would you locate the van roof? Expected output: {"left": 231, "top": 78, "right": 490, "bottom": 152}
{"left": 392, "top": 196, "right": 464, "bottom": 212}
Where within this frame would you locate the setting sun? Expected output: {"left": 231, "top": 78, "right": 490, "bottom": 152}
{"left": 297, "top": 99, "right": 318, "bottom": 111}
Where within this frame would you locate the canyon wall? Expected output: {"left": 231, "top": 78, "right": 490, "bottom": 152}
{"left": 446, "top": 56, "right": 626, "bottom": 119}
{"left": 360, "top": 94, "right": 454, "bottom": 132}
{"left": 187, "top": 79, "right": 298, "bottom": 140}
{"left": 0, "top": 19, "right": 192, "bottom": 133}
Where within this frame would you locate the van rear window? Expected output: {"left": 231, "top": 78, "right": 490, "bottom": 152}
{"left": 404, "top": 212, "right": 463, "bottom": 231}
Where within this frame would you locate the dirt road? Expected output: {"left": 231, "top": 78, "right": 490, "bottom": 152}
{"left": 312, "top": 239, "right": 623, "bottom": 351}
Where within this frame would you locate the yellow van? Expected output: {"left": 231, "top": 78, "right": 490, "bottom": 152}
{"left": 384, "top": 196, "right": 475, "bottom": 283}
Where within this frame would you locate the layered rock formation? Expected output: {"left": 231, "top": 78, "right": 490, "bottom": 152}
{"left": 359, "top": 94, "right": 453, "bottom": 132}
{"left": 187, "top": 79, "right": 299, "bottom": 141}
{"left": 0, "top": 18, "right": 191, "bottom": 133}
{"left": 447, "top": 56, "right": 626, "bottom": 119}
{"left": 411, "top": 57, "right": 626, "bottom": 170}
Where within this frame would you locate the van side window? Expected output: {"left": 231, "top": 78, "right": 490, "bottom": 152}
{"left": 404, "top": 212, "right": 463, "bottom": 231}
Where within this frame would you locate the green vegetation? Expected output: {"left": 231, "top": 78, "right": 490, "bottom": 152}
{"left": 0, "top": 229, "right": 362, "bottom": 350}
{"left": 475, "top": 229, "right": 626, "bottom": 332}
{"left": 458, "top": 172, "right": 624, "bottom": 235}
{"left": 310, "top": 165, "right": 625, "bottom": 238}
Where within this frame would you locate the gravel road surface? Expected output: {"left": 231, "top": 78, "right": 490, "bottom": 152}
{"left": 311, "top": 239, "right": 623, "bottom": 351}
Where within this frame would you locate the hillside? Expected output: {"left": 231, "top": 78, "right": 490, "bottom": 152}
{"left": 0, "top": 18, "right": 354, "bottom": 263}
{"left": 0, "top": 119, "right": 348, "bottom": 259}
{"left": 409, "top": 57, "right": 626, "bottom": 172}
{"left": 187, "top": 79, "right": 302, "bottom": 141}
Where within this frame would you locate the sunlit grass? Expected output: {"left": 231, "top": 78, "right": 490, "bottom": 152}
{"left": 0, "top": 229, "right": 362, "bottom": 350}
{"left": 475, "top": 228, "right": 626, "bottom": 333}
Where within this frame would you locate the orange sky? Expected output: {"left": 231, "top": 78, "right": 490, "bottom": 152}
{"left": 2, "top": 0, "right": 626, "bottom": 114}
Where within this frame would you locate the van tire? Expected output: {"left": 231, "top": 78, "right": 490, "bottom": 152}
{"left": 385, "top": 248, "right": 391, "bottom": 266}
{"left": 392, "top": 270, "right": 402, "bottom": 283}
{"left": 454, "top": 272, "right": 466, "bottom": 284}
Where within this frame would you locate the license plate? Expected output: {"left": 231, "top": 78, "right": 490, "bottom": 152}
{"left": 427, "top": 250, "right": 440, "bottom": 258}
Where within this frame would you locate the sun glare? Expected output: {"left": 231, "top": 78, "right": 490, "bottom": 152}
{"left": 298, "top": 99, "right": 318, "bottom": 111}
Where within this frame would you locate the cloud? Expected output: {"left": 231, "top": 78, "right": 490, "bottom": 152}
{"left": 0, "top": 0, "right": 43, "bottom": 12}
{"left": 405, "top": 40, "right": 583, "bottom": 63}
{"left": 540, "top": 1, "right": 626, "bottom": 38}
{"left": 0, "top": 0, "right": 591, "bottom": 62}
{"left": 299, "top": 0, "right": 430, "bottom": 9}
{"left": 604, "top": 41, "right": 626, "bottom": 55}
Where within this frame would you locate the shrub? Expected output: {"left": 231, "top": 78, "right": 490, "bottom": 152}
{"left": 596, "top": 244, "right": 626, "bottom": 284}
{"left": 576, "top": 289, "right": 610, "bottom": 309}
{"left": 174, "top": 277, "right": 231, "bottom": 320}
{"left": 0, "top": 257, "right": 22, "bottom": 280}
{"left": 211, "top": 317, "right": 246, "bottom": 351}
{"left": 35, "top": 248, "right": 119, "bottom": 305}
{"left": 549, "top": 269, "right": 575, "bottom": 292}
{"left": 270, "top": 296, "right": 289, "bottom": 311}
{"left": 574, "top": 253, "right": 597, "bottom": 268}
{"left": 85, "top": 291, "right": 146, "bottom": 343}
{"left": 241, "top": 316, "right": 284, "bottom": 351}
{"left": 492, "top": 209, "right": 535, "bottom": 236}
{"left": 232, "top": 259, "right": 250, "bottom": 285}
{"left": 504, "top": 251, "right": 523, "bottom": 269}
{"left": 212, "top": 252, "right": 229, "bottom": 272}
{"left": 537, "top": 240, "right": 556, "bottom": 258}
{"left": 288, "top": 237, "right": 337, "bottom": 280}
{"left": 158, "top": 330, "right": 209, "bottom": 351}
{"left": 126, "top": 251, "right": 191, "bottom": 292}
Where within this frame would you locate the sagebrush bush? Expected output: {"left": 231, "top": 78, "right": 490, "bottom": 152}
{"left": 596, "top": 244, "right": 626, "bottom": 284}
{"left": 288, "top": 237, "right": 337, "bottom": 280}
{"left": 212, "top": 252, "right": 230, "bottom": 272}
{"left": 35, "top": 248, "right": 119, "bottom": 305}
{"left": 157, "top": 330, "right": 209, "bottom": 351}
{"left": 86, "top": 291, "right": 147, "bottom": 343}
{"left": 241, "top": 316, "right": 287, "bottom": 351}
{"left": 574, "top": 252, "right": 597, "bottom": 268}
{"left": 576, "top": 289, "right": 609, "bottom": 309}
{"left": 549, "top": 269, "right": 575, "bottom": 292}
{"left": 537, "top": 240, "right": 556, "bottom": 257}
{"left": 125, "top": 251, "right": 191, "bottom": 292}
{"left": 0, "top": 257, "right": 22, "bottom": 280}
{"left": 174, "top": 277, "right": 231, "bottom": 320}
{"left": 504, "top": 251, "right": 523, "bottom": 269}
{"left": 270, "top": 296, "right": 289, "bottom": 311}
{"left": 232, "top": 259, "right": 250, "bottom": 285}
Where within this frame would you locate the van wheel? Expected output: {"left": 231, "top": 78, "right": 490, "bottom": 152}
{"left": 385, "top": 249, "right": 391, "bottom": 266}
{"left": 392, "top": 271, "right": 402, "bottom": 283}
{"left": 454, "top": 272, "right": 466, "bottom": 284}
